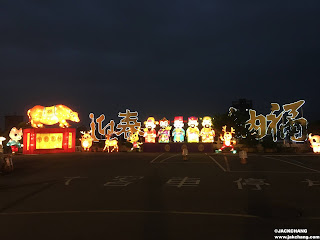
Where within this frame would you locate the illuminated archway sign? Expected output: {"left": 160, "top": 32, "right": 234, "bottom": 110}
{"left": 23, "top": 105, "right": 79, "bottom": 154}
{"left": 244, "top": 100, "right": 308, "bottom": 142}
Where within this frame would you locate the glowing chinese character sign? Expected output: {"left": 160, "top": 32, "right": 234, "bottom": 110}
{"left": 116, "top": 109, "right": 142, "bottom": 139}
{"left": 246, "top": 100, "right": 308, "bottom": 142}
{"left": 90, "top": 109, "right": 143, "bottom": 142}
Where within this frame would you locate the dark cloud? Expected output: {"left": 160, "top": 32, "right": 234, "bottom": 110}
{"left": 1, "top": 0, "right": 319, "bottom": 127}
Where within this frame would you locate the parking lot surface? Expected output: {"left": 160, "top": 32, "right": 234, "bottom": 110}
{"left": 1, "top": 152, "right": 320, "bottom": 239}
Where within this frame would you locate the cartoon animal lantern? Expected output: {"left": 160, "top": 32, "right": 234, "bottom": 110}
{"left": 128, "top": 127, "right": 142, "bottom": 151}
{"left": 158, "top": 118, "right": 172, "bottom": 143}
{"left": 219, "top": 126, "right": 236, "bottom": 152}
{"left": 80, "top": 131, "right": 93, "bottom": 151}
{"left": 103, "top": 133, "right": 118, "bottom": 153}
{"left": 200, "top": 116, "right": 215, "bottom": 143}
{"left": 186, "top": 116, "right": 200, "bottom": 143}
{"left": 6, "top": 127, "right": 23, "bottom": 154}
{"left": 28, "top": 105, "right": 80, "bottom": 128}
{"left": 172, "top": 116, "right": 185, "bottom": 142}
{"left": 0, "top": 136, "right": 6, "bottom": 153}
{"left": 143, "top": 117, "right": 158, "bottom": 143}
{"left": 309, "top": 133, "right": 320, "bottom": 153}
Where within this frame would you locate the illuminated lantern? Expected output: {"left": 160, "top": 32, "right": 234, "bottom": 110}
{"left": 6, "top": 127, "right": 23, "bottom": 154}
{"left": 158, "top": 118, "right": 172, "bottom": 143}
{"left": 103, "top": 134, "right": 118, "bottom": 153}
{"left": 218, "top": 126, "right": 236, "bottom": 152}
{"left": 27, "top": 105, "right": 80, "bottom": 128}
{"left": 143, "top": 117, "right": 158, "bottom": 143}
{"left": 309, "top": 133, "right": 320, "bottom": 153}
{"left": 80, "top": 131, "right": 93, "bottom": 151}
{"left": 200, "top": 116, "right": 215, "bottom": 143}
{"left": 0, "top": 136, "right": 6, "bottom": 153}
{"left": 186, "top": 116, "right": 200, "bottom": 143}
{"left": 128, "top": 127, "right": 142, "bottom": 151}
{"left": 172, "top": 116, "right": 185, "bottom": 142}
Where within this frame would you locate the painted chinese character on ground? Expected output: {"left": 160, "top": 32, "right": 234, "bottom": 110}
{"left": 166, "top": 177, "right": 200, "bottom": 188}
{"left": 104, "top": 176, "right": 144, "bottom": 186}
{"left": 234, "top": 178, "right": 270, "bottom": 190}
{"left": 302, "top": 179, "right": 320, "bottom": 187}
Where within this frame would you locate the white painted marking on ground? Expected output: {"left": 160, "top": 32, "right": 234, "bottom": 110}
{"left": 223, "top": 155, "right": 230, "bottom": 172}
{"left": 262, "top": 156, "right": 320, "bottom": 173}
{"left": 64, "top": 177, "right": 88, "bottom": 186}
{"left": 153, "top": 162, "right": 215, "bottom": 164}
{"left": 263, "top": 155, "right": 320, "bottom": 157}
{"left": 149, "top": 153, "right": 165, "bottom": 163}
{"left": 280, "top": 156, "right": 308, "bottom": 166}
{"left": 159, "top": 154, "right": 180, "bottom": 163}
{"left": 234, "top": 178, "right": 270, "bottom": 190}
{"left": 302, "top": 179, "right": 320, "bottom": 187}
{"left": 104, "top": 176, "right": 143, "bottom": 186}
{"left": 0, "top": 209, "right": 259, "bottom": 218}
{"left": 205, "top": 153, "right": 226, "bottom": 172}
{"left": 229, "top": 171, "right": 318, "bottom": 174}
{"left": 166, "top": 177, "right": 200, "bottom": 187}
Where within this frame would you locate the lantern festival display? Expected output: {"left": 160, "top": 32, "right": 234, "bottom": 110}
{"left": 158, "top": 118, "right": 171, "bottom": 143}
{"left": 23, "top": 104, "right": 79, "bottom": 154}
{"left": 218, "top": 126, "right": 236, "bottom": 153}
{"left": 186, "top": 116, "right": 200, "bottom": 143}
{"left": 172, "top": 116, "right": 185, "bottom": 142}
{"left": 23, "top": 128, "right": 76, "bottom": 154}
{"left": 143, "top": 117, "right": 158, "bottom": 143}
{"left": 0, "top": 136, "right": 6, "bottom": 153}
{"left": 80, "top": 131, "right": 93, "bottom": 151}
{"left": 200, "top": 116, "right": 215, "bottom": 143}
{"left": 128, "top": 127, "right": 142, "bottom": 151}
{"left": 28, "top": 105, "right": 80, "bottom": 128}
{"left": 7, "top": 127, "right": 23, "bottom": 154}
{"left": 103, "top": 134, "right": 119, "bottom": 153}
{"left": 309, "top": 133, "right": 320, "bottom": 153}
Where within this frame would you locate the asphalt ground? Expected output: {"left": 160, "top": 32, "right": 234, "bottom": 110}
{"left": 1, "top": 152, "right": 320, "bottom": 240}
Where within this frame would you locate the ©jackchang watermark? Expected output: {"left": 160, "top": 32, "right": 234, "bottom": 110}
{"left": 274, "top": 229, "right": 320, "bottom": 240}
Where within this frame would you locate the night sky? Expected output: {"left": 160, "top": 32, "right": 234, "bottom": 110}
{"left": 1, "top": 1, "right": 320, "bottom": 128}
